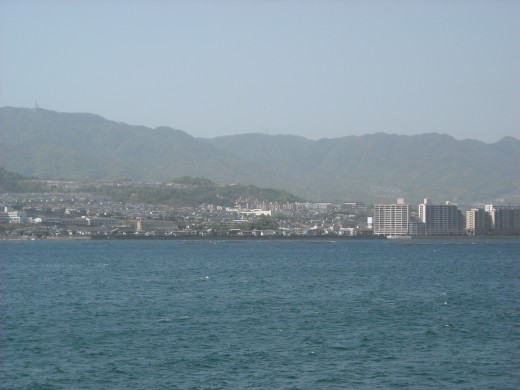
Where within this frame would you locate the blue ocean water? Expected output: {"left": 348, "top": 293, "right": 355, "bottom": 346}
{"left": 1, "top": 239, "right": 519, "bottom": 389}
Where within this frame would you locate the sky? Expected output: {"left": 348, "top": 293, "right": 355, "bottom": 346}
{"left": 1, "top": 0, "right": 519, "bottom": 142}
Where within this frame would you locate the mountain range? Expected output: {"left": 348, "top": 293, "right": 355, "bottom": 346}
{"left": 1, "top": 106, "right": 519, "bottom": 205}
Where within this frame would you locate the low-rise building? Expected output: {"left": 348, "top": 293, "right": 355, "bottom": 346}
{"left": 7, "top": 211, "right": 28, "bottom": 224}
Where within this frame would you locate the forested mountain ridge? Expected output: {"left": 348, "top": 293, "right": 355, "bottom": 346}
{"left": 0, "top": 107, "right": 293, "bottom": 189}
{"left": 206, "top": 132, "right": 520, "bottom": 204}
{"left": 1, "top": 107, "right": 519, "bottom": 205}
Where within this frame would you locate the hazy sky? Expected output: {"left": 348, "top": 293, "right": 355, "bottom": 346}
{"left": 1, "top": 0, "right": 519, "bottom": 142}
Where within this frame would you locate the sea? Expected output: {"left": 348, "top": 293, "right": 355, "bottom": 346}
{"left": 1, "top": 238, "right": 519, "bottom": 389}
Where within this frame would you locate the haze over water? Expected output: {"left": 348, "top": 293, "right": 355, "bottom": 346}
{"left": 2, "top": 239, "right": 519, "bottom": 388}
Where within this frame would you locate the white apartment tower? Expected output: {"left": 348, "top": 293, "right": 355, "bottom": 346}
{"left": 373, "top": 198, "right": 409, "bottom": 236}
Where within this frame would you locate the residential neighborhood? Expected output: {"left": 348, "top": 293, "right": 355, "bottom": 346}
{"left": 1, "top": 181, "right": 519, "bottom": 239}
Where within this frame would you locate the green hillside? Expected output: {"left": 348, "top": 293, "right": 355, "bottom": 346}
{"left": 207, "top": 132, "right": 520, "bottom": 204}
{"left": 0, "top": 167, "right": 302, "bottom": 207}
{"left": 1, "top": 107, "right": 519, "bottom": 205}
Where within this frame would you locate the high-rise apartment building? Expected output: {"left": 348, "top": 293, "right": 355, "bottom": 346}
{"left": 466, "top": 208, "right": 491, "bottom": 235}
{"left": 418, "top": 198, "right": 464, "bottom": 236}
{"left": 373, "top": 198, "right": 409, "bottom": 236}
{"left": 485, "top": 205, "right": 520, "bottom": 235}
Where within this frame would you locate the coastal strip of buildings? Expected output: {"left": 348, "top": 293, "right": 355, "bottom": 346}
{"left": 1, "top": 194, "right": 519, "bottom": 239}
{"left": 373, "top": 198, "right": 520, "bottom": 237}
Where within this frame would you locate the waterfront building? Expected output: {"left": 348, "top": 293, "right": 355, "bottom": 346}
{"left": 408, "top": 218, "right": 426, "bottom": 236}
{"left": 418, "top": 198, "right": 464, "bottom": 236}
{"left": 485, "top": 205, "right": 520, "bottom": 235}
{"left": 373, "top": 198, "right": 409, "bottom": 236}
{"left": 466, "top": 208, "right": 492, "bottom": 235}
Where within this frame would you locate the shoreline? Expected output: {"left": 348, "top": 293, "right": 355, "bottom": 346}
{"left": 4, "top": 235, "right": 519, "bottom": 241}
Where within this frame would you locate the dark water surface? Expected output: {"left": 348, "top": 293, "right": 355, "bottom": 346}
{"left": 2, "top": 239, "right": 519, "bottom": 389}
